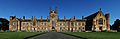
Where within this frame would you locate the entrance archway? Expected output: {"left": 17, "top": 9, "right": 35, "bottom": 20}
{"left": 99, "top": 27, "right": 102, "bottom": 31}
{"left": 51, "top": 21, "right": 56, "bottom": 32}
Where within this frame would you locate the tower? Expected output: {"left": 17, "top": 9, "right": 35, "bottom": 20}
{"left": 49, "top": 7, "right": 58, "bottom": 31}
{"left": 105, "top": 13, "right": 110, "bottom": 31}
{"left": 9, "top": 16, "right": 17, "bottom": 31}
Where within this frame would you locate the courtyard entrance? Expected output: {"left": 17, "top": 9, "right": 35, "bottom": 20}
{"left": 51, "top": 21, "right": 57, "bottom": 32}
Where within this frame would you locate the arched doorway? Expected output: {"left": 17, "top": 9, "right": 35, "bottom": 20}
{"left": 51, "top": 21, "right": 56, "bottom": 32}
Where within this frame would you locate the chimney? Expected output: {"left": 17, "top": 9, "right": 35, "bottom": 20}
{"left": 82, "top": 16, "right": 84, "bottom": 20}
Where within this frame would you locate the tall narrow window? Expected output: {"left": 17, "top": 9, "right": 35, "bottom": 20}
{"left": 82, "top": 23, "right": 84, "bottom": 26}
{"left": 98, "top": 18, "right": 103, "bottom": 25}
{"left": 71, "top": 22, "right": 73, "bottom": 26}
{"left": 33, "top": 22, "right": 35, "bottom": 26}
{"left": 52, "top": 21, "right": 54, "bottom": 27}
{"left": 44, "top": 23, "right": 46, "bottom": 26}
{"left": 13, "top": 21, "right": 16, "bottom": 25}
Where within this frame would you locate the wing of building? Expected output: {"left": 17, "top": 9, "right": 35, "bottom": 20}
{"left": 9, "top": 8, "right": 110, "bottom": 32}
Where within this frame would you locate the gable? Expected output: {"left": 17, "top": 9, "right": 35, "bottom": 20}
{"left": 94, "top": 11, "right": 106, "bottom": 20}
{"left": 85, "top": 11, "right": 99, "bottom": 20}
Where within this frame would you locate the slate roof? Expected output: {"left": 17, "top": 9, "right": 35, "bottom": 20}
{"left": 37, "top": 19, "right": 50, "bottom": 22}
{"left": 22, "top": 19, "right": 32, "bottom": 22}
{"left": 84, "top": 11, "right": 103, "bottom": 19}
{"left": 16, "top": 18, "right": 85, "bottom": 22}
{"left": 76, "top": 19, "right": 86, "bottom": 22}
{"left": 59, "top": 19, "right": 70, "bottom": 21}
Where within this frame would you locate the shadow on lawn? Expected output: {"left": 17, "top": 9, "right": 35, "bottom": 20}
{"left": 60, "top": 32, "right": 87, "bottom": 39}
{"left": 24, "top": 32, "right": 47, "bottom": 39}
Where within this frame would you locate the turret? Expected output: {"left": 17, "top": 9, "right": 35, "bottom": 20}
{"left": 23, "top": 16, "right": 25, "bottom": 20}
{"left": 64, "top": 16, "right": 66, "bottom": 21}
{"left": 9, "top": 16, "right": 16, "bottom": 31}
{"left": 73, "top": 16, "right": 76, "bottom": 20}
{"left": 33, "top": 16, "right": 36, "bottom": 26}
{"left": 49, "top": 7, "right": 53, "bottom": 14}
{"left": 105, "top": 13, "right": 110, "bottom": 20}
{"left": 105, "top": 13, "right": 110, "bottom": 31}
{"left": 40, "top": 16, "right": 42, "bottom": 21}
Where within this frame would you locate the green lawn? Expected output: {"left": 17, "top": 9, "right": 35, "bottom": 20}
{"left": 0, "top": 32, "right": 43, "bottom": 39}
{"left": 64, "top": 32, "right": 120, "bottom": 39}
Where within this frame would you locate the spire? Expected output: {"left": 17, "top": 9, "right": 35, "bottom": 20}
{"left": 55, "top": 6, "right": 58, "bottom": 14}
{"left": 49, "top": 7, "right": 53, "bottom": 14}
{"left": 34, "top": 16, "right": 36, "bottom": 19}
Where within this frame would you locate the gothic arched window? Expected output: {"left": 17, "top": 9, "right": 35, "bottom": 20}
{"left": 13, "top": 21, "right": 16, "bottom": 25}
{"left": 98, "top": 18, "right": 103, "bottom": 25}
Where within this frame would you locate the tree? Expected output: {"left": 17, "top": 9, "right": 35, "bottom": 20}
{"left": 0, "top": 18, "right": 9, "bottom": 31}
{"left": 112, "top": 19, "right": 120, "bottom": 32}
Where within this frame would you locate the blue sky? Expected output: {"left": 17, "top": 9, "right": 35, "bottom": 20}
{"left": 0, "top": 0, "right": 120, "bottom": 25}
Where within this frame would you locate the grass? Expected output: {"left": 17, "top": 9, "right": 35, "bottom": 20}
{"left": 64, "top": 32, "right": 120, "bottom": 39}
{"left": 0, "top": 32, "right": 44, "bottom": 39}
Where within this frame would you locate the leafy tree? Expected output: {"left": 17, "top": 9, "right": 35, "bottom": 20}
{"left": 112, "top": 19, "right": 120, "bottom": 31}
{"left": 0, "top": 18, "right": 9, "bottom": 31}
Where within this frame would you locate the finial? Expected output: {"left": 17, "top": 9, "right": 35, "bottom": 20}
{"left": 99, "top": 8, "right": 101, "bottom": 11}
{"left": 49, "top": 7, "right": 53, "bottom": 14}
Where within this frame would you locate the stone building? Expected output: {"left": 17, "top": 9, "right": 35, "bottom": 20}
{"left": 85, "top": 8, "right": 110, "bottom": 31}
{"left": 9, "top": 8, "right": 110, "bottom": 32}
